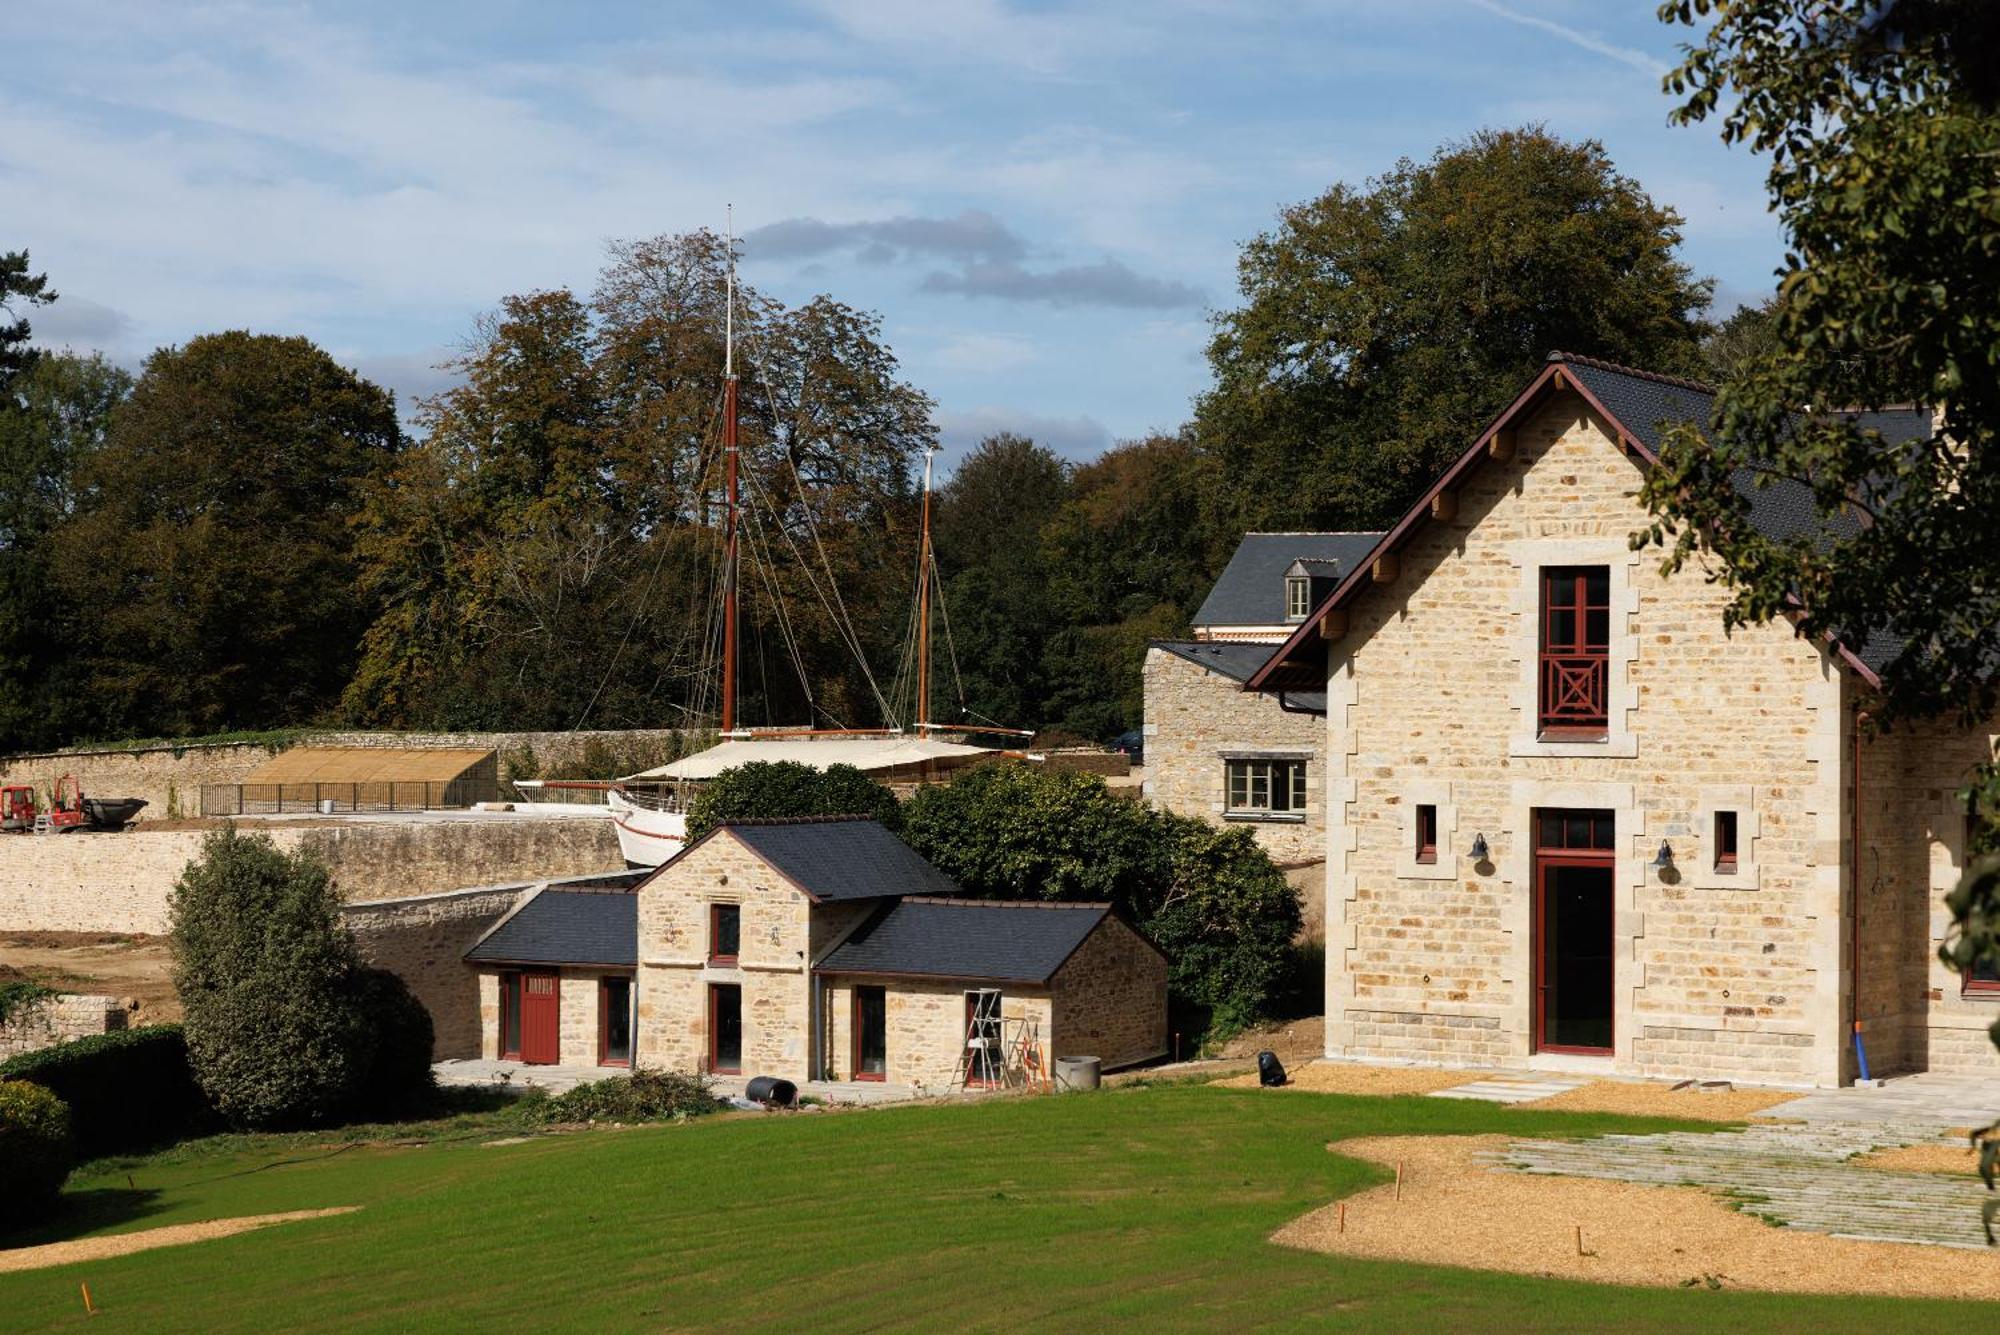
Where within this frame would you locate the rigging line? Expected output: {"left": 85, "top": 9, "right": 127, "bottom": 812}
{"left": 738, "top": 456, "right": 858, "bottom": 731}
{"left": 568, "top": 520, "right": 677, "bottom": 733}
{"left": 928, "top": 549, "right": 971, "bottom": 711}
{"left": 740, "top": 496, "right": 831, "bottom": 727}
{"left": 734, "top": 412, "right": 900, "bottom": 730}
{"left": 740, "top": 318, "right": 900, "bottom": 729}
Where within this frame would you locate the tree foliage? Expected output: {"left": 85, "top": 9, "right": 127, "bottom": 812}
{"left": 0, "top": 1079, "right": 71, "bottom": 1229}
{"left": 46, "top": 333, "right": 401, "bottom": 741}
{"left": 1641, "top": 0, "right": 2000, "bottom": 726}
{"left": 169, "top": 827, "right": 432, "bottom": 1129}
{"left": 0, "top": 250, "right": 54, "bottom": 401}
{"left": 1198, "top": 125, "right": 1712, "bottom": 535}
{"left": 684, "top": 760, "right": 901, "bottom": 841}
{"left": 901, "top": 763, "right": 1300, "bottom": 1030}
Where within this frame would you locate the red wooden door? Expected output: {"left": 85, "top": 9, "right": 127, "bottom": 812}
{"left": 520, "top": 972, "right": 561, "bottom": 1064}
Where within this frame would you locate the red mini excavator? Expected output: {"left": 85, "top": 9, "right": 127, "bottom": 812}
{"left": 0, "top": 784, "right": 34, "bottom": 831}
{"left": 0, "top": 775, "right": 90, "bottom": 833}
{"left": 46, "top": 775, "right": 86, "bottom": 831}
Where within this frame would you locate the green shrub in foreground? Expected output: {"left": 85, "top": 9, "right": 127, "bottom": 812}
{"left": 0, "top": 1080, "right": 73, "bottom": 1229}
{"left": 529, "top": 1070, "right": 722, "bottom": 1125}
{"left": 342, "top": 968, "right": 436, "bottom": 1122}
{"left": 0, "top": 1024, "right": 208, "bottom": 1156}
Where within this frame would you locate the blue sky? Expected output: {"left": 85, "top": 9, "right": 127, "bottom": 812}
{"left": 2, "top": 1, "right": 1780, "bottom": 463}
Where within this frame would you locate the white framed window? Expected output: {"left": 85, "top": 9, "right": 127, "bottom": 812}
{"left": 1226, "top": 758, "right": 1306, "bottom": 818}
{"left": 1285, "top": 576, "right": 1312, "bottom": 620}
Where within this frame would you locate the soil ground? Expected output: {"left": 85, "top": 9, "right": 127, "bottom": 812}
{"left": 1277, "top": 1133, "right": 2000, "bottom": 1298}
{"left": 1857, "top": 1139, "right": 1986, "bottom": 1176}
{"left": 1215, "top": 1015, "right": 1324, "bottom": 1066}
{"left": 0, "top": 931, "right": 179, "bottom": 1023}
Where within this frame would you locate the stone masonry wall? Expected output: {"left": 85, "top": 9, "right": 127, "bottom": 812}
{"left": 0, "top": 813, "right": 623, "bottom": 935}
{"left": 0, "top": 992, "right": 126, "bottom": 1060}
{"left": 1325, "top": 391, "right": 1850, "bottom": 1087}
{"left": 635, "top": 832, "right": 818, "bottom": 1080}
{"left": 823, "top": 977, "right": 1049, "bottom": 1090}
{"left": 1049, "top": 915, "right": 1169, "bottom": 1070}
{"left": 1143, "top": 648, "right": 1325, "bottom": 866}
{"left": 1861, "top": 720, "right": 2000, "bottom": 1076}
{"left": 344, "top": 884, "right": 531, "bottom": 1059}
{"left": 0, "top": 729, "right": 702, "bottom": 826}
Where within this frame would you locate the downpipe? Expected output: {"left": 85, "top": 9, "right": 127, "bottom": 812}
{"left": 1848, "top": 707, "right": 1864, "bottom": 1087}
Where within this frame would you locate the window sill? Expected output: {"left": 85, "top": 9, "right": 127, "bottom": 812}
{"left": 1223, "top": 812, "right": 1306, "bottom": 824}
{"left": 1962, "top": 985, "right": 2000, "bottom": 1000}
{"left": 708, "top": 956, "right": 739, "bottom": 967}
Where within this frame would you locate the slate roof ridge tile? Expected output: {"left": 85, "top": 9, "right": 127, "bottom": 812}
{"left": 1548, "top": 350, "right": 1717, "bottom": 395}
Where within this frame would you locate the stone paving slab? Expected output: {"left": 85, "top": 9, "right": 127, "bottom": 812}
{"left": 1429, "top": 1075, "right": 1589, "bottom": 1104}
{"left": 1488, "top": 1119, "right": 1997, "bottom": 1250}
{"left": 1764, "top": 1072, "right": 2000, "bottom": 1128}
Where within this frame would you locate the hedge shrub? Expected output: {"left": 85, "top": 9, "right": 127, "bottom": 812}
{"left": 0, "top": 1025, "right": 208, "bottom": 1156}
{"left": 0, "top": 1080, "right": 73, "bottom": 1228}
{"left": 530, "top": 1070, "right": 722, "bottom": 1125}
{"left": 341, "top": 968, "right": 436, "bottom": 1122}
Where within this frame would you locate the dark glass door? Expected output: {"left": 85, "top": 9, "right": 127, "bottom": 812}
{"left": 600, "top": 977, "right": 632, "bottom": 1067}
{"left": 854, "top": 986, "right": 887, "bottom": 1080}
{"left": 709, "top": 984, "right": 742, "bottom": 1074}
{"left": 1536, "top": 862, "right": 1614, "bottom": 1053}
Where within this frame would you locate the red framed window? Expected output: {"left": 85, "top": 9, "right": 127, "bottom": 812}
{"left": 1415, "top": 804, "right": 1438, "bottom": 864}
{"left": 709, "top": 903, "right": 741, "bottom": 965}
{"left": 852, "top": 985, "right": 887, "bottom": 1081}
{"left": 1714, "top": 810, "right": 1739, "bottom": 873}
{"left": 1539, "top": 566, "right": 1610, "bottom": 736}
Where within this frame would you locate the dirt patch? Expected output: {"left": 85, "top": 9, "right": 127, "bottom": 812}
{"left": 1527, "top": 1081, "right": 1799, "bottom": 1123}
{"left": 1277, "top": 1134, "right": 2000, "bottom": 1296}
{"left": 1213, "top": 1061, "right": 1487, "bottom": 1097}
{"left": 0, "top": 1207, "right": 359, "bottom": 1275}
{"left": 1214, "top": 1017, "right": 1326, "bottom": 1067}
{"left": 0, "top": 932, "right": 178, "bottom": 1023}
{"left": 1855, "top": 1140, "right": 1985, "bottom": 1176}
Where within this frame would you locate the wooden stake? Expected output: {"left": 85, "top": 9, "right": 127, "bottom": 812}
{"left": 81, "top": 1282, "right": 97, "bottom": 1315}
{"left": 1574, "top": 1225, "right": 1584, "bottom": 1257}
{"left": 1395, "top": 1161, "right": 1404, "bottom": 1201}
{"left": 1338, "top": 1202, "right": 1347, "bottom": 1234}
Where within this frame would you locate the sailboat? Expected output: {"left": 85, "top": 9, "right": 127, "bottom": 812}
{"left": 538, "top": 217, "right": 1025, "bottom": 867}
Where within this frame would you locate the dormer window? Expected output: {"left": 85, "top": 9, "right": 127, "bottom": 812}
{"left": 1285, "top": 576, "right": 1311, "bottom": 621}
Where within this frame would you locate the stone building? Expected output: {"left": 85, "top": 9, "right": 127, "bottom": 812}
{"left": 461, "top": 817, "right": 1168, "bottom": 1087}
{"left": 1246, "top": 351, "right": 1991, "bottom": 1087}
{"left": 1144, "top": 532, "right": 1380, "bottom": 866}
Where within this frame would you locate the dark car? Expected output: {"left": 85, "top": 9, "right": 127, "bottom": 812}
{"left": 1111, "top": 729, "right": 1143, "bottom": 766}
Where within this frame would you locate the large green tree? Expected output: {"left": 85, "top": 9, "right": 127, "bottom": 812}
{"left": 1199, "top": 126, "right": 1713, "bottom": 535}
{"left": 0, "top": 250, "right": 53, "bottom": 402}
{"left": 47, "top": 332, "right": 401, "bottom": 739}
{"left": 0, "top": 353, "right": 130, "bottom": 750}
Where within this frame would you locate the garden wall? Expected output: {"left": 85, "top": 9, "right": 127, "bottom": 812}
{"left": 0, "top": 992, "right": 126, "bottom": 1060}
{"left": 0, "top": 813, "right": 624, "bottom": 935}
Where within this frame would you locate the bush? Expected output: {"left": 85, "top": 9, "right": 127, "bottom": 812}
{"left": 0, "top": 1080, "right": 73, "bottom": 1228}
{"left": 686, "top": 761, "right": 901, "bottom": 840}
{"left": 902, "top": 762, "right": 1300, "bottom": 1035}
{"left": 529, "top": 1070, "right": 722, "bottom": 1125}
{"left": 171, "top": 827, "right": 365, "bottom": 1129}
{"left": 0, "top": 1025, "right": 208, "bottom": 1155}
{"left": 342, "top": 968, "right": 436, "bottom": 1121}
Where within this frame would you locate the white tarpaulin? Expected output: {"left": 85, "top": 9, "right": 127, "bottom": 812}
{"left": 623, "top": 735, "right": 997, "bottom": 782}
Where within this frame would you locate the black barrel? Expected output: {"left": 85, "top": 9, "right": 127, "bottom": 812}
{"left": 1256, "top": 1050, "right": 1288, "bottom": 1087}
{"left": 744, "top": 1076, "right": 798, "bottom": 1107}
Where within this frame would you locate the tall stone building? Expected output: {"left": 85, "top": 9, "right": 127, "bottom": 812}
{"left": 1247, "top": 351, "right": 1991, "bottom": 1087}
{"left": 1143, "top": 532, "right": 1380, "bottom": 868}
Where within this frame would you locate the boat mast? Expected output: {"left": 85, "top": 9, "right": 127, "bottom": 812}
{"left": 916, "top": 446, "right": 936, "bottom": 734}
{"left": 721, "top": 208, "right": 741, "bottom": 736}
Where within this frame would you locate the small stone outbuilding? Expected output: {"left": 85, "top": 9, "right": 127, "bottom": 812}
{"left": 462, "top": 817, "right": 1169, "bottom": 1088}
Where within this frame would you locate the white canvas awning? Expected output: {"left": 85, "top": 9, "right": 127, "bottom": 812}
{"left": 624, "top": 736, "right": 998, "bottom": 783}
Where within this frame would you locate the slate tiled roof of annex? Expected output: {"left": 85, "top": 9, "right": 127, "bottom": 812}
{"left": 464, "top": 885, "right": 638, "bottom": 967}
{"left": 1153, "top": 639, "right": 1327, "bottom": 713}
{"left": 720, "top": 818, "right": 963, "bottom": 903}
{"left": 816, "top": 897, "right": 1123, "bottom": 983}
{"left": 1192, "top": 532, "right": 1384, "bottom": 628}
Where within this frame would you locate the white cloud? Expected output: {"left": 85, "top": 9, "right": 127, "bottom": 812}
{"left": 1462, "top": 0, "right": 1668, "bottom": 78}
{"left": 937, "top": 405, "right": 1111, "bottom": 460}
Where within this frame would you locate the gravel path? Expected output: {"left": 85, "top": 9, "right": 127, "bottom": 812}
{"left": 0, "top": 1208, "right": 359, "bottom": 1274}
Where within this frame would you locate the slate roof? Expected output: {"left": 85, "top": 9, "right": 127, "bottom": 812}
{"left": 464, "top": 887, "right": 638, "bottom": 967}
{"left": 1154, "top": 640, "right": 1326, "bottom": 713}
{"left": 816, "top": 897, "right": 1132, "bottom": 983}
{"left": 718, "top": 818, "right": 963, "bottom": 903}
{"left": 1193, "top": 532, "right": 1384, "bottom": 628}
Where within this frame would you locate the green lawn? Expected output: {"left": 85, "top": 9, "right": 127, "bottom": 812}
{"left": 2, "top": 1082, "right": 1992, "bottom": 1331}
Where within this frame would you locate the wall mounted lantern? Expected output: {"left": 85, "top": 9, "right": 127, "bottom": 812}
{"left": 1469, "top": 832, "right": 1489, "bottom": 861}
{"left": 1651, "top": 840, "right": 1675, "bottom": 872}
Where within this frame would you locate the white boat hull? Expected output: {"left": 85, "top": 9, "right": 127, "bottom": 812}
{"left": 605, "top": 789, "right": 688, "bottom": 867}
